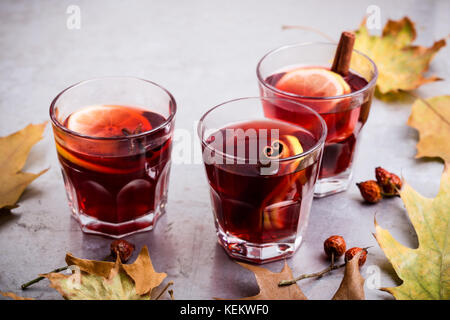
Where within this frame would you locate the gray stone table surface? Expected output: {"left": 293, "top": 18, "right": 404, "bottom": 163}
{"left": 0, "top": 0, "right": 448, "bottom": 300}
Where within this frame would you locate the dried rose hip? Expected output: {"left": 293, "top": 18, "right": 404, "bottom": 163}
{"left": 356, "top": 180, "right": 382, "bottom": 203}
{"left": 110, "top": 239, "right": 135, "bottom": 262}
{"left": 375, "top": 167, "right": 402, "bottom": 196}
{"left": 323, "top": 235, "right": 346, "bottom": 259}
{"left": 345, "top": 247, "right": 367, "bottom": 267}
{"left": 375, "top": 167, "right": 390, "bottom": 186}
{"left": 389, "top": 174, "right": 402, "bottom": 191}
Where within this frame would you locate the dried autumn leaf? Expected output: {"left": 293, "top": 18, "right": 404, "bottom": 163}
{"left": 0, "top": 123, "right": 48, "bottom": 209}
{"left": 42, "top": 246, "right": 168, "bottom": 300}
{"left": 374, "top": 165, "right": 450, "bottom": 300}
{"left": 236, "top": 262, "right": 307, "bottom": 300}
{"left": 332, "top": 251, "right": 365, "bottom": 300}
{"left": 120, "top": 246, "right": 166, "bottom": 295}
{"left": 44, "top": 257, "right": 151, "bottom": 300}
{"left": 407, "top": 95, "right": 450, "bottom": 163}
{"left": 230, "top": 257, "right": 366, "bottom": 300}
{"left": 0, "top": 291, "right": 33, "bottom": 300}
{"left": 353, "top": 17, "right": 446, "bottom": 95}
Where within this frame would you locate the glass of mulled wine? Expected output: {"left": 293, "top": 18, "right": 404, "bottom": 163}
{"left": 50, "top": 77, "right": 176, "bottom": 238}
{"left": 198, "top": 97, "right": 327, "bottom": 263}
{"left": 257, "top": 42, "right": 378, "bottom": 197}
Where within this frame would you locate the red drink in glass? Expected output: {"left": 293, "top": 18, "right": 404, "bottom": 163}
{"left": 257, "top": 43, "right": 378, "bottom": 197}
{"left": 50, "top": 78, "right": 176, "bottom": 237}
{"left": 198, "top": 97, "right": 326, "bottom": 263}
{"left": 205, "top": 120, "right": 318, "bottom": 244}
{"left": 263, "top": 68, "right": 369, "bottom": 179}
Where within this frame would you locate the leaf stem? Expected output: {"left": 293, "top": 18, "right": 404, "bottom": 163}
{"left": 154, "top": 281, "right": 174, "bottom": 300}
{"left": 21, "top": 266, "right": 68, "bottom": 290}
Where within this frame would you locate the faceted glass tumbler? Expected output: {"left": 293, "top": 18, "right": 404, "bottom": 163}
{"left": 257, "top": 42, "right": 378, "bottom": 197}
{"left": 50, "top": 77, "right": 176, "bottom": 238}
{"left": 198, "top": 97, "right": 326, "bottom": 263}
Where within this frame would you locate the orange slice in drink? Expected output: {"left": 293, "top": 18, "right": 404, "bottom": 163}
{"left": 276, "top": 68, "right": 351, "bottom": 113}
{"left": 55, "top": 143, "right": 136, "bottom": 174}
{"left": 262, "top": 134, "right": 306, "bottom": 230}
{"left": 67, "top": 105, "right": 152, "bottom": 137}
{"left": 60, "top": 105, "right": 152, "bottom": 171}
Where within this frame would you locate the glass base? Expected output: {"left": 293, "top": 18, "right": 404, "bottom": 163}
{"left": 314, "top": 168, "right": 352, "bottom": 198}
{"left": 71, "top": 200, "right": 166, "bottom": 238}
{"left": 216, "top": 225, "right": 302, "bottom": 264}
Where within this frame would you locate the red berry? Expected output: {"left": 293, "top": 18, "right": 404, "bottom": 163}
{"left": 345, "top": 247, "right": 367, "bottom": 267}
{"left": 387, "top": 173, "right": 402, "bottom": 195}
{"left": 110, "top": 240, "right": 135, "bottom": 263}
{"left": 323, "top": 235, "right": 346, "bottom": 259}
{"left": 356, "top": 180, "right": 382, "bottom": 203}
{"left": 375, "top": 167, "right": 402, "bottom": 196}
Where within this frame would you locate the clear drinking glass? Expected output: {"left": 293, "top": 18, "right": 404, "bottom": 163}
{"left": 198, "top": 97, "right": 326, "bottom": 263}
{"left": 50, "top": 77, "right": 176, "bottom": 238}
{"left": 257, "top": 42, "right": 378, "bottom": 197}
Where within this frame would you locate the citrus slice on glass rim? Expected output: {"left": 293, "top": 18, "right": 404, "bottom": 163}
{"left": 66, "top": 105, "right": 152, "bottom": 137}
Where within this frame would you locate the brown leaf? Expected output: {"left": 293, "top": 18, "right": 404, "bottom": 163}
{"left": 332, "top": 251, "right": 365, "bottom": 300}
{"left": 0, "top": 122, "right": 48, "bottom": 209}
{"left": 121, "top": 246, "right": 167, "bottom": 295}
{"left": 43, "top": 256, "right": 151, "bottom": 300}
{"left": 236, "top": 261, "right": 307, "bottom": 300}
{"left": 0, "top": 291, "right": 33, "bottom": 300}
{"left": 65, "top": 253, "right": 114, "bottom": 278}
{"left": 64, "top": 246, "right": 166, "bottom": 295}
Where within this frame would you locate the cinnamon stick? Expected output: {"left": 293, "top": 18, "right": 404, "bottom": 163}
{"left": 331, "top": 31, "right": 355, "bottom": 76}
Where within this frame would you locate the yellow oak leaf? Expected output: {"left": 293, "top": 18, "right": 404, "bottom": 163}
{"left": 354, "top": 17, "right": 446, "bottom": 95}
{"left": 407, "top": 95, "right": 450, "bottom": 163}
{"left": 374, "top": 165, "right": 450, "bottom": 300}
{"left": 0, "top": 123, "right": 48, "bottom": 209}
{"left": 42, "top": 246, "right": 169, "bottom": 300}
